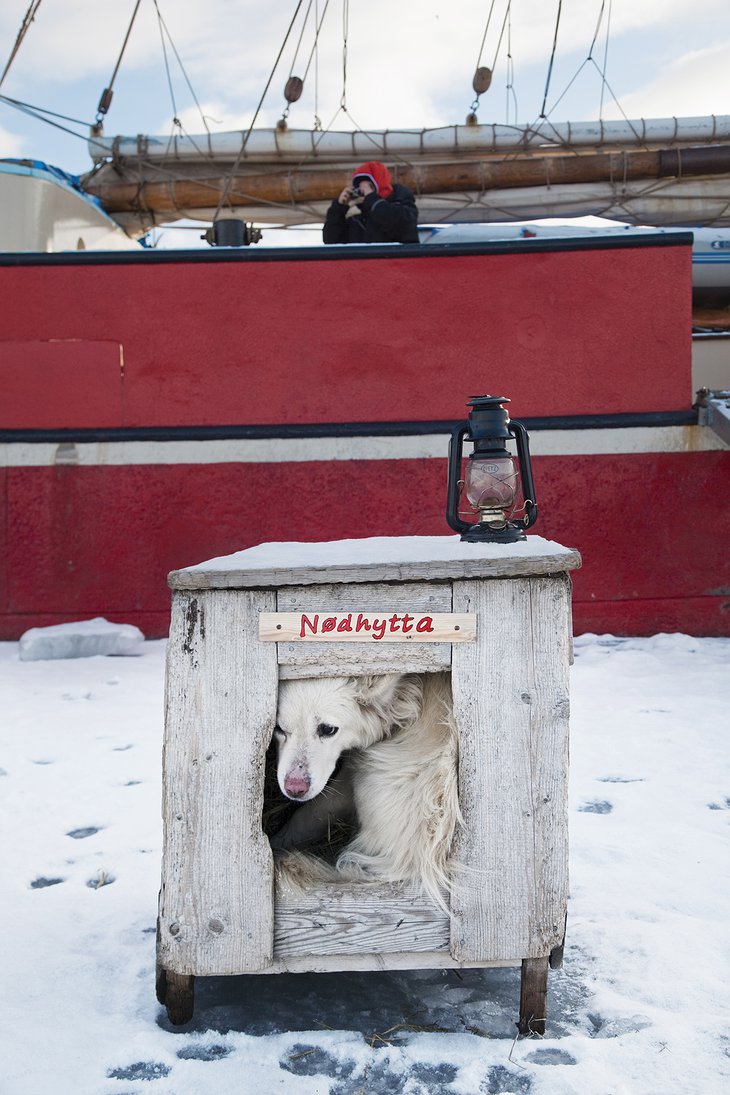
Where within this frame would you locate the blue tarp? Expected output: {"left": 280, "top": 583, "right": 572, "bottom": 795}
{"left": 0, "top": 157, "right": 108, "bottom": 214}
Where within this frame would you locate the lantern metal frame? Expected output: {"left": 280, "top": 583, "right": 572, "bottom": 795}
{"left": 446, "top": 395, "right": 538, "bottom": 543}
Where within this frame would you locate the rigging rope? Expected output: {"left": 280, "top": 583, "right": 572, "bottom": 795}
{"left": 153, "top": 1, "right": 211, "bottom": 136}
{"left": 213, "top": 0, "right": 306, "bottom": 220}
{"left": 95, "top": 0, "right": 142, "bottom": 121}
{"left": 0, "top": 91, "right": 95, "bottom": 146}
{"left": 340, "top": 0, "right": 350, "bottom": 110}
{"left": 303, "top": 0, "right": 331, "bottom": 85}
{"left": 474, "top": 1, "right": 498, "bottom": 71}
{"left": 468, "top": 0, "right": 497, "bottom": 115}
{"left": 490, "top": 3, "right": 510, "bottom": 75}
{"left": 313, "top": 0, "right": 322, "bottom": 127}
{"left": 504, "top": 3, "right": 517, "bottom": 126}
{"left": 598, "top": 0, "right": 613, "bottom": 118}
{"left": 587, "top": 0, "right": 607, "bottom": 60}
{"left": 154, "top": 1, "right": 181, "bottom": 130}
{"left": 535, "top": 0, "right": 642, "bottom": 149}
{"left": 588, "top": 61, "right": 642, "bottom": 140}
{"left": 539, "top": 0, "right": 562, "bottom": 118}
{"left": 539, "top": 58, "right": 589, "bottom": 123}
{"left": 0, "top": 92, "right": 92, "bottom": 130}
{"left": 287, "top": 0, "right": 314, "bottom": 76}
{"left": 279, "top": 0, "right": 331, "bottom": 126}
{"left": 469, "top": 1, "right": 511, "bottom": 118}
{"left": 0, "top": 0, "right": 43, "bottom": 91}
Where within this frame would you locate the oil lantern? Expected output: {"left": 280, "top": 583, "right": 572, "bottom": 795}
{"left": 446, "top": 395, "right": 538, "bottom": 543}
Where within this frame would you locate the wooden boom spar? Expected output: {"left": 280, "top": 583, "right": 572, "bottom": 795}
{"left": 83, "top": 144, "right": 730, "bottom": 220}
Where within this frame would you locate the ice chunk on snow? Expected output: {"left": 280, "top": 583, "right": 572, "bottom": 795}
{"left": 18, "top": 617, "right": 145, "bottom": 661}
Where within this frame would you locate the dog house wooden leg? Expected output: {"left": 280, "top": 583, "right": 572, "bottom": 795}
{"left": 518, "top": 956, "right": 549, "bottom": 1036}
{"left": 156, "top": 966, "right": 195, "bottom": 1025}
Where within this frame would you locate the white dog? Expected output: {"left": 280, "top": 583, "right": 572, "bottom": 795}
{"left": 270, "top": 672, "right": 461, "bottom": 910}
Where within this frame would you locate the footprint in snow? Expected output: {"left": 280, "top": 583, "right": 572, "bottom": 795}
{"left": 524, "top": 1048, "right": 577, "bottom": 1066}
{"left": 280, "top": 1045, "right": 355, "bottom": 1079}
{"left": 483, "top": 1065, "right": 532, "bottom": 1093}
{"left": 410, "top": 1063, "right": 459, "bottom": 1087}
{"left": 30, "top": 876, "right": 65, "bottom": 889}
{"left": 588, "top": 1012, "right": 652, "bottom": 1038}
{"left": 578, "top": 800, "right": 613, "bottom": 814}
{"left": 107, "top": 1061, "right": 171, "bottom": 1081}
{"left": 67, "top": 826, "right": 102, "bottom": 839}
{"left": 329, "top": 1057, "right": 446, "bottom": 1094}
{"left": 177, "top": 1044, "right": 232, "bottom": 1061}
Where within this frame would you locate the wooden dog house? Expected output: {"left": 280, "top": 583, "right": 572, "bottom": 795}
{"left": 157, "top": 534, "right": 581, "bottom": 1033}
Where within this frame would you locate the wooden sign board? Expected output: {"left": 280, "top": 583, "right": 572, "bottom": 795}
{"left": 259, "top": 611, "right": 476, "bottom": 643}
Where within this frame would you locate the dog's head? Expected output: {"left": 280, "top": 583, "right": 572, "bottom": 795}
{"left": 273, "top": 673, "right": 422, "bottom": 801}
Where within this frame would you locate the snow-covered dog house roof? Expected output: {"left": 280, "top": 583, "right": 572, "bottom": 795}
{"left": 168, "top": 534, "right": 581, "bottom": 590}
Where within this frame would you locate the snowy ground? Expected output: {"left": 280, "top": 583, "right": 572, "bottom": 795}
{"left": 1, "top": 632, "right": 729, "bottom": 1095}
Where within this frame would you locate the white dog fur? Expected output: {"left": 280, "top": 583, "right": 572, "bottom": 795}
{"left": 271, "top": 672, "right": 461, "bottom": 909}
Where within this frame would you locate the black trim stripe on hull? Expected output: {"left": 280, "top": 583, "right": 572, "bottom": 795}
{"left": 0, "top": 232, "right": 694, "bottom": 268}
{"left": 0, "top": 409, "right": 699, "bottom": 446}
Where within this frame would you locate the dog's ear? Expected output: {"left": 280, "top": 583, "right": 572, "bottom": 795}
{"left": 352, "top": 674, "right": 401, "bottom": 710}
{"left": 352, "top": 674, "right": 423, "bottom": 727}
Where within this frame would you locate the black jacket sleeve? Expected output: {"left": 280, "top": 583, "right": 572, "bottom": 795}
{"left": 361, "top": 189, "right": 419, "bottom": 243}
{"left": 322, "top": 200, "right": 349, "bottom": 244}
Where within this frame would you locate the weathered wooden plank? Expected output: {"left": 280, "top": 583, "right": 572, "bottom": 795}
{"left": 168, "top": 535, "right": 581, "bottom": 590}
{"left": 262, "top": 952, "right": 521, "bottom": 975}
{"left": 449, "top": 575, "right": 570, "bottom": 962}
{"left": 449, "top": 577, "right": 535, "bottom": 962}
{"left": 275, "top": 582, "right": 453, "bottom": 675}
{"left": 158, "top": 589, "right": 278, "bottom": 976}
{"left": 277, "top": 659, "right": 447, "bottom": 680}
{"left": 274, "top": 881, "right": 449, "bottom": 957}
{"left": 526, "top": 575, "right": 572, "bottom": 955}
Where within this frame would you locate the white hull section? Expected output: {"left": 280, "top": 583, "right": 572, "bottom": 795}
{"left": 0, "top": 163, "right": 138, "bottom": 252}
{"left": 2, "top": 425, "right": 725, "bottom": 470}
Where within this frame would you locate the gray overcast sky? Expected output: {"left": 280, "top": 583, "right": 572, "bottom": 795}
{"left": 1, "top": 0, "right": 729, "bottom": 177}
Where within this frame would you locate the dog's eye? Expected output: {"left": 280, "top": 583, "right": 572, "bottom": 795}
{"left": 316, "top": 723, "right": 339, "bottom": 738}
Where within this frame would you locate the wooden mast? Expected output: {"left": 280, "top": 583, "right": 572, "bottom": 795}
{"left": 83, "top": 144, "right": 730, "bottom": 219}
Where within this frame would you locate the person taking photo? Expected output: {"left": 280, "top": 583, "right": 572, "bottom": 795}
{"left": 323, "top": 160, "right": 418, "bottom": 244}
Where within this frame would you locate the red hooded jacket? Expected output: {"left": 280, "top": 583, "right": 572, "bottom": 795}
{"left": 351, "top": 161, "right": 394, "bottom": 199}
